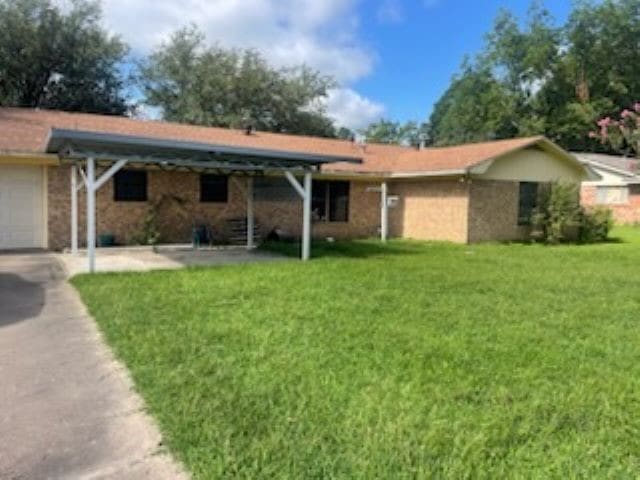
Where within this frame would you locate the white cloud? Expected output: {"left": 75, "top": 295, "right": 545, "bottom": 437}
{"left": 98, "top": 0, "right": 387, "bottom": 130}
{"left": 322, "top": 88, "right": 385, "bottom": 131}
{"left": 377, "top": 0, "right": 404, "bottom": 24}
{"left": 101, "top": 0, "right": 374, "bottom": 84}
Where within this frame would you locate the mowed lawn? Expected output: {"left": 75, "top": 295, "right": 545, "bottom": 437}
{"left": 72, "top": 228, "right": 640, "bottom": 479}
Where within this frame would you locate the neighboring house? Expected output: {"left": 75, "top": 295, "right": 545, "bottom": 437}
{"left": 575, "top": 152, "right": 640, "bottom": 224}
{"left": 0, "top": 108, "right": 595, "bottom": 251}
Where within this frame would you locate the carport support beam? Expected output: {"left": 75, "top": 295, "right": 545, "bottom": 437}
{"left": 84, "top": 158, "right": 128, "bottom": 273}
{"left": 380, "top": 181, "right": 388, "bottom": 242}
{"left": 302, "top": 172, "right": 312, "bottom": 261}
{"left": 284, "top": 170, "right": 313, "bottom": 261}
{"left": 71, "top": 164, "right": 78, "bottom": 254}
{"left": 86, "top": 157, "right": 96, "bottom": 273}
{"left": 247, "top": 177, "right": 254, "bottom": 249}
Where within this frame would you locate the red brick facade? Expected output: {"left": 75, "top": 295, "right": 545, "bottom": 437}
{"left": 47, "top": 165, "right": 381, "bottom": 251}
{"left": 46, "top": 165, "right": 538, "bottom": 250}
{"left": 581, "top": 185, "right": 640, "bottom": 224}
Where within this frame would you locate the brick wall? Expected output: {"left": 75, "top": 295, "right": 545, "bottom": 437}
{"left": 467, "top": 180, "right": 530, "bottom": 243}
{"left": 388, "top": 179, "right": 470, "bottom": 243}
{"left": 47, "top": 165, "right": 380, "bottom": 250}
{"left": 581, "top": 185, "right": 640, "bottom": 224}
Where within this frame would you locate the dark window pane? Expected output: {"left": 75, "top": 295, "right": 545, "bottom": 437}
{"left": 200, "top": 174, "right": 228, "bottom": 203}
{"left": 311, "top": 180, "right": 349, "bottom": 222}
{"left": 114, "top": 170, "right": 147, "bottom": 202}
{"left": 328, "top": 181, "right": 349, "bottom": 222}
{"left": 312, "top": 180, "right": 328, "bottom": 221}
{"left": 518, "top": 182, "right": 538, "bottom": 225}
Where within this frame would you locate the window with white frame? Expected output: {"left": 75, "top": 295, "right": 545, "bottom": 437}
{"left": 596, "top": 186, "right": 629, "bottom": 205}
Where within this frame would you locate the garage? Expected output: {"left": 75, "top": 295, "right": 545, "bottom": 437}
{"left": 0, "top": 165, "right": 46, "bottom": 249}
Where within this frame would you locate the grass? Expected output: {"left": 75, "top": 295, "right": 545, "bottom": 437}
{"left": 72, "top": 227, "right": 640, "bottom": 479}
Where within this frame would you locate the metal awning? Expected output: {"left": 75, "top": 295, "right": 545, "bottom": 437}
{"left": 45, "top": 128, "right": 362, "bottom": 172}
{"left": 47, "top": 127, "right": 363, "bottom": 271}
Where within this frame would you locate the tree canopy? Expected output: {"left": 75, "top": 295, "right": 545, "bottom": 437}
{"left": 362, "top": 119, "right": 430, "bottom": 146}
{"left": 428, "top": 0, "right": 640, "bottom": 151}
{"left": 137, "top": 27, "right": 338, "bottom": 137}
{"left": 0, "top": 0, "right": 129, "bottom": 114}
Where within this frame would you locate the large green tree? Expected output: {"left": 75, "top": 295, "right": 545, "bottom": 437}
{"left": 363, "top": 119, "right": 430, "bottom": 146}
{"left": 429, "top": 0, "right": 640, "bottom": 151}
{"left": 138, "top": 27, "right": 337, "bottom": 137}
{"left": 0, "top": 0, "right": 129, "bottom": 114}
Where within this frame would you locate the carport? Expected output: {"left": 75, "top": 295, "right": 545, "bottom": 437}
{"left": 45, "top": 129, "right": 361, "bottom": 272}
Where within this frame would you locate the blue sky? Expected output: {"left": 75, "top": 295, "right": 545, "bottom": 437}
{"left": 100, "top": 0, "right": 574, "bottom": 130}
{"left": 355, "top": 0, "right": 574, "bottom": 124}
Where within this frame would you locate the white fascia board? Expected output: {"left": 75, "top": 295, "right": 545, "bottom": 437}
{"left": 388, "top": 169, "right": 467, "bottom": 179}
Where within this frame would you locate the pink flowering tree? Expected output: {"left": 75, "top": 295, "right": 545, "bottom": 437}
{"left": 590, "top": 103, "right": 640, "bottom": 158}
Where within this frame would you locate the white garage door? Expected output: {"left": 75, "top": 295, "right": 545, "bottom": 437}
{"left": 0, "top": 166, "right": 45, "bottom": 249}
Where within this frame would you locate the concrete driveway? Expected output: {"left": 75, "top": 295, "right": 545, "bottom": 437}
{"left": 0, "top": 253, "right": 187, "bottom": 479}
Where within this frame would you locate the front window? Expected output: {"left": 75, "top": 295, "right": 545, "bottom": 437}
{"left": 312, "top": 180, "right": 350, "bottom": 222}
{"left": 114, "top": 170, "right": 147, "bottom": 202}
{"left": 518, "top": 182, "right": 538, "bottom": 225}
{"left": 596, "top": 186, "right": 629, "bottom": 205}
{"left": 200, "top": 174, "right": 228, "bottom": 203}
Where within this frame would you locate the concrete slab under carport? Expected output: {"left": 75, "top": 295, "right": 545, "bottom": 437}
{"left": 55, "top": 244, "right": 288, "bottom": 277}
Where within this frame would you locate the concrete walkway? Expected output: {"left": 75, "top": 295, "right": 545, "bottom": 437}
{"left": 57, "top": 244, "right": 286, "bottom": 277}
{"left": 0, "top": 253, "right": 187, "bottom": 479}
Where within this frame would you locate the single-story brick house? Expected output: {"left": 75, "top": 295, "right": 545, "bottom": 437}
{"left": 576, "top": 152, "right": 640, "bottom": 224}
{"left": 0, "top": 108, "right": 596, "bottom": 254}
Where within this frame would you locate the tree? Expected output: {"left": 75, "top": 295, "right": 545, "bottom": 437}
{"left": 336, "top": 126, "right": 355, "bottom": 140}
{"left": 0, "top": 0, "right": 129, "bottom": 114}
{"left": 590, "top": 103, "right": 640, "bottom": 158}
{"left": 363, "top": 119, "right": 430, "bottom": 146}
{"left": 138, "top": 27, "right": 337, "bottom": 137}
{"left": 428, "top": 0, "right": 640, "bottom": 151}
{"left": 429, "top": 64, "right": 517, "bottom": 145}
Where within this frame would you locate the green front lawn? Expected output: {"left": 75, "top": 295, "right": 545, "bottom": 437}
{"left": 72, "top": 228, "right": 640, "bottom": 479}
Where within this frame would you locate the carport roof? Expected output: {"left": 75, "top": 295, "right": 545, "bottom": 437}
{"left": 45, "top": 128, "right": 362, "bottom": 172}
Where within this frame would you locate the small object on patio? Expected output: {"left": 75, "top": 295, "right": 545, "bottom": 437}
{"left": 98, "top": 233, "right": 115, "bottom": 247}
{"left": 192, "top": 224, "right": 214, "bottom": 249}
{"left": 326, "top": 237, "right": 335, "bottom": 243}
{"left": 266, "top": 227, "right": 294, "bottom": 242}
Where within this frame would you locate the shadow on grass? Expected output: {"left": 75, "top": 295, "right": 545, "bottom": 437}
{"left": 260, "top": 239, "right": 425, "bottom": 259}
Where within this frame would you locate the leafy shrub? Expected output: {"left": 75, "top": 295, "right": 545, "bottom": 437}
{"left": 531, "top": 182, "right": 612, "bottom": 244}
{"left": 531, "top": 182, "right": 582, "bottom": 244}
{"left": 132, "top": 208, "right": 161, "bottom": 246}
{"left": 579, "top": 207, "right": 614, "bottom": 243}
